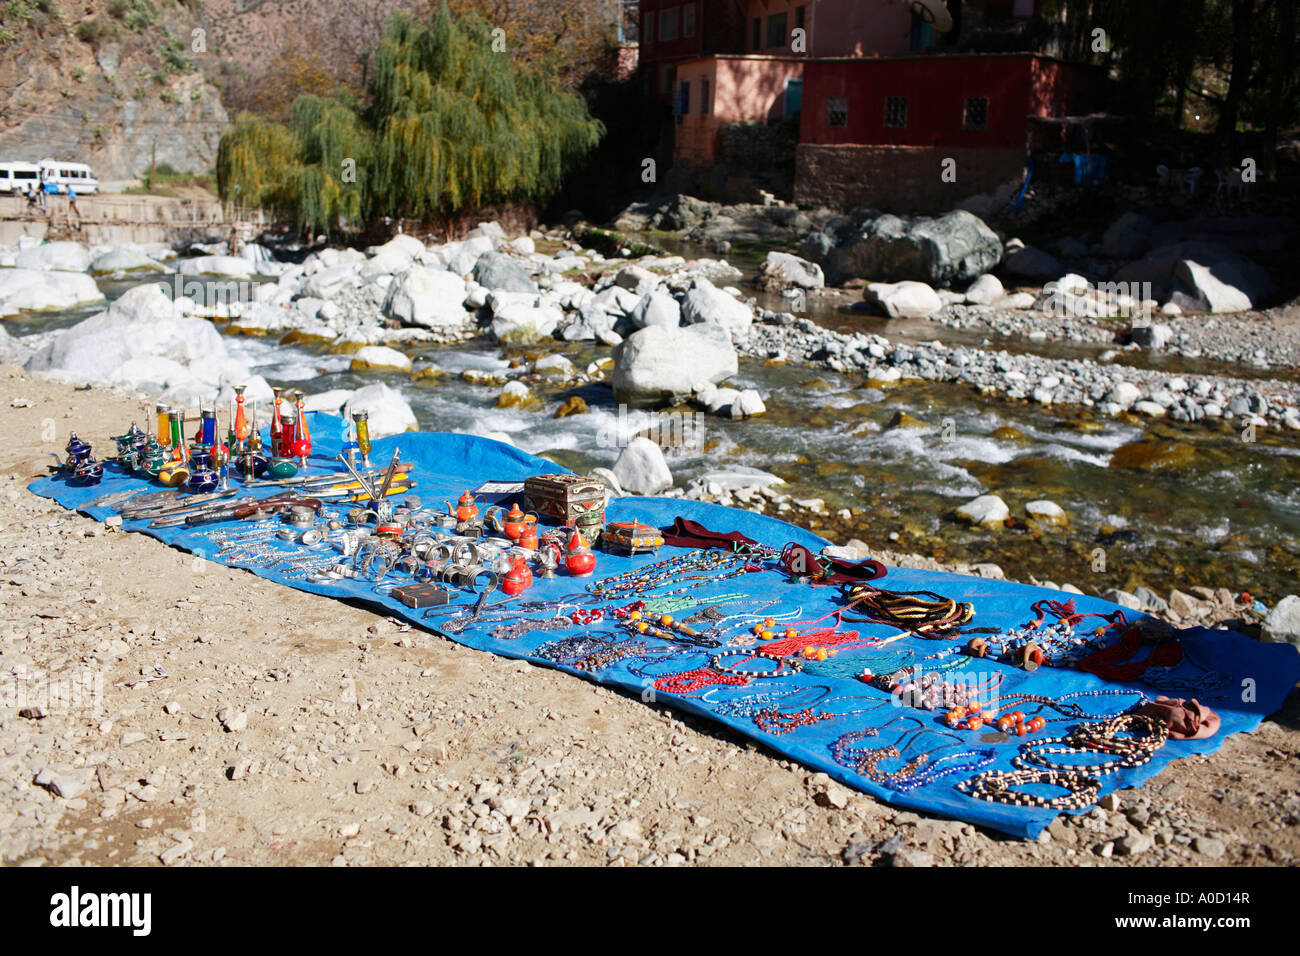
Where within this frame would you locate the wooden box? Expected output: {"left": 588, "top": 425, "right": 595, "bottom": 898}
{"left": 600, "top": 520, "right": 663, "bottom": 556}
{"left": 523, "top": 473, "right": 606, "bottom": 529}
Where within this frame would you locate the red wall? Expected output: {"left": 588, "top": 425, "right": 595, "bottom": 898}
{"left": 800, "top": 54, "right": 1072, "bottom": 150}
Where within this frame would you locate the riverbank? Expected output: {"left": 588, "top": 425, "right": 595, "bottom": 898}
{"left": 2, "top": 368, "right": 1298, "bottom": 867}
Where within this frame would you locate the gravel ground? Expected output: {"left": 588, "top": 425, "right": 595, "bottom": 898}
{"left": 1, "top": 365, "right": 1297, "bottom": 867}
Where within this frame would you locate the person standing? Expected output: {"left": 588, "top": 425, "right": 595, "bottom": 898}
{"left": 67, "top": 185, "right": 81, "bottom": 225}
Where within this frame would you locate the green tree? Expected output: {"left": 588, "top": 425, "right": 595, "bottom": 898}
{"left": 215, "top": 3, "right": 603, "bottom": 235}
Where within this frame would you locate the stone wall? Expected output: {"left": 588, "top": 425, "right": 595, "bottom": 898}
{"left": 795, "top": 145, "right": 1025, "bottom": 213}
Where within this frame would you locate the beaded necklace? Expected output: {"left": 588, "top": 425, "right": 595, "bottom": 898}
{"left": 946, "top": 687, "right": 1148, "bottom": 735}
{"left": 752, "top": 694, "right": 890, "bottom": 736}
{"left": 890, "top": 748, "right": 997, "bottom": 794}
{"left": 585, "top": 549, "right": 761, "bottom": 601}
{"left": 1013, "top": 713, "right": 1169, "bottom": 776}
{"left": 831, "top": 722, "right": 968, "bottom": 788}
{"left": 958, "top": 767, "right": 1101, "bottom": 810}
{"left": 535, "top": 634, "right": 615, "bottom": 667}
{"left": 700, "top": 684, "right": 833, "bottom": 720}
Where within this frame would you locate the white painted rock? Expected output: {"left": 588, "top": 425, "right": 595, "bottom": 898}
{"left": 350, "top": 346, "right": 413, "bottom": 373}
{"left": 863, "top": 280, "right": 943, "bottom": 319}
{"left": 612, "top": 436, "right": 673, "bottom": 495}
{"left": 381, "top": 266, "right": 469, "bottom": 327}
{"left": 955, "top": 494, "right": 1010, "bottom": 528}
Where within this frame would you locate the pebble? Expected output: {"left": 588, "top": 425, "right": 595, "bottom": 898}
{"left": 1193, "top": 836, "right": 1226, "bottom": 859}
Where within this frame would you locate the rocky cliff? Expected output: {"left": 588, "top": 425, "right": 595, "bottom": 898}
{"left": 0, "top": 0, "right": 228, "bottom": 183}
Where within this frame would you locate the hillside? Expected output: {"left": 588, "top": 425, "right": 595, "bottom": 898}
{"left": 0, "top": 0, "right": 228, "bottom": 184}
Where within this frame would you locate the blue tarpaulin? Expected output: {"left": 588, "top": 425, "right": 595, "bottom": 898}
{"left": 29, "top": 413, "right": 1300, "bottom": 839}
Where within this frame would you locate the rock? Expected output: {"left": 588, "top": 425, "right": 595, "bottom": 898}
{"left": 612, "top": 323, "right": 738, "bottom": 407}
{"left": 34, "top": 769, "right": 90, "bottom": 800}
{"left": 1002, "top": 245, "right": 1061, "bottom": 278}
{"left": 1168, "top": 589, "right": 1206, "bottom": 619}
{"left": 381, "top": 267, "right": 469, "bottom": 327}
{"left": 1116, "top": 833, "right": 1152, "bottom": 857}
{"left": 888, "top": 847, "right": 935, "bottom": 867}
{"left": 344, "top": 383, "right": 418, "bottom": 437}
{"left": 1133, "top": 400, "right": 1167, "bottom": 417}
{"left": 1102, "top": 588, "right": 1143, "bottom": 611}
{"left": 1129, "top": 321, "right": 1174, "bottom": 350}
{"left": 613, "top": 264, "right": 659, "bottom": 295}
{"left": 1102, "top": 211, "right": 1153, "bottom": 259}
{"left": 490, "top": 303, "right": 563, "bottom": 345}
{"left": 1174, "top": 258, "right": 1271, "bottom": 313}
{"left": 730, "top": 389, "right": 766, "bottom": 419}
{"left": 612, "top": 436, "right": 673, "bottom": 495}
{"left": 177, "top": 254, "right": 257, "bottom": 279}
{"left": 1134, "top": 586, "right": 1168, "bottom": 612}
{"left": 1193, "top": 836, "right": 1226, "bottom": 859}
{"left": 554, "top": 395, "right": 588, "bottom": 418}
{"left": 757, "top": 251, "right": 825, "bottom": 290}
{"left": 886, "top": 411, "right": 928, "bottom": 430}
{"left": 1261, "top": 595, "right": 1300, "bottom": 647}
{"left": 496, "top": 381, "right": 539, "bottom": 410}
{"left": 14, "top": 240, "right": 91, "bottom": 272}
{"left": 560, "top": 304, "right": 615, "bottom": 342}
{"left": 217, "top": 708, "right": 247, "bottom": 733}
{"left": 863, "top": 280, "right": 943, "bottom": 319}
{"left": 90, "top": 247, "right": 168, "bottom": 276}
{"left": 964, "top": 273, "right": 1004, "bottom": 305}
{"left": 350, "top": 346, "right": 413, "bottom": 374}
{"left": 1025, "top": 500, "right": 1067, "bottom": 527}
{"left": 1108, "top": 441, "right": 1196, "bottom": 472}
{"left": 815, "top": 783, "right": 852, "bottom": 809}
{"left": 1103, "top": 382, "right": 1142, "bottom": 408}
{"left": 955, "top": 494, "right": 1009, "bottom": 529}
{"left": 0, "top": 268, "right": 106, "bottom": 317}
{"left": 628, "top": 289, "right": 682, "bottom": 329}
{"left": 472, "top": 251, "right": 537, "bottom": 293}
{"left": 827, "top": 209, "right": 1003, "bottom": 287}
{"left": 1099, "top": 792, "right": 1122, "bottom": 812}
{"left": 680, "top": 278, "right": 752, "bottom": 339}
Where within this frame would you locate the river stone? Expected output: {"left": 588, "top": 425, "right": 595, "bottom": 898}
{"left": 1102, "top": 588, "right": 1143, "bottom": 610}
{"left": 14, "top": 240, "right": 92, "bottom": 272}
{"left": 614, "top": 265, "right": 659, "bottom": 295}
{"left": 90, "top": 247, "right": 168, "bottom": 275}
{"left": 758, "top": 251, "right": 825, "bottom": 290}
{"left": 955, "top": 494, "right": 1009, "bottom": 528}
{"left": 680, "top": 278, "right": 752, "bottom": 339}
{"left": 381, "top": 266, "right": 469, "bottom": 327}
{"left": 345, "top": 383, "right": 417, "bottom": 437}
{"left": 612, "top": 323, "right": 738, "bottom": 407}
{"left": 472, "top": 251, "right": 537, "bottom": 293}
{"left": 730, "top": 389, "right": 766, "bottom": 419}
{"left": 1104, "top": 382, "right": 1142, "bottom": 408}
{"left": 629, "top": 289, "right": 682, "bottom": 329}
{"left": 964, "top": 274, "right": 1004, "bottom": 305}
{"left": 1133, "top": 400, "right": 1167, "bottom": 417}
{"left": 1002, "top": 245, "right": 1060, "bottom": 278}
{"left": 0, "top": 268, "right": 106, "bottom": 316}
{"left": 612, "top": 436, "right": 673, "bottom": 495}
{"left": 367, "top": 234, "right": 425, "bottom": 259}
{"left": 349, "top": 346, "right": 412, "bottom": 374}
{"left": 177, "top": 254, "right": 257, "bottom": 279}
{"left": 1174, "top": 258, "right": 1270, "bottom": 313}
{"left": 1025, "top": 500, "right": 1067, "bottom": 527}
{"left": 1109, "top": 441, "right": 1196, "bottom": 471}
{"left": 490, "top": 303, "right": 563, "bottom": 345}
{"left": 1262, "top": 595, "right": 1300, "bottom": 648}
{"left": 1129, "top": 321, "right": 1173, "bottom": 349}
{"left": 863, "top": 280, "right": 942, "bottom": 319}
{"left": 827, "top": 210, "right": 1003, "bottom": 287}
{"left": 1102, "top": 211, "right": 1153, "bottom": 259}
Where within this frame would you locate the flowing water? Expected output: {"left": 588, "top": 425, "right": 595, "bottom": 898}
{"left": 9, "top": 264, "right": 1299, "bottom": 602}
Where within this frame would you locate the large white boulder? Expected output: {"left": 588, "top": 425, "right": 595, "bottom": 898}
{"left": 612, "top": 436, "right": 673, "bottom": 495}
{"left": 14, "top": 241, "right": 91, "bottom": 273}
{"left": 25, "top": 283, "right": 229, "bottom": 390}
{"left": 964, "top": 273, "right": 1005, "bottom": 305}
{"left": 490, "top": 302, "right": 563, "bottom": 344}
{"left": 361, "top": 247, "right": 417, "bottom": 279}
{"left": 0, "top": 269, "right": 105, "bottom": 316}
{"left": 177, "top": 255, "right": 256, "bottom": 279}
{"left": 863, "top": 280, "right": 943, "bottom": 319}
{"left": 350, "top": 345, "right": 413, "bottom": 373}
{"left": 629, "top": 289, "right": 682, "bottom": 329}
{"left": 381, "top": 266, "right": 469, "bottom": 327}
{"left": 90, "top": 247, "right": 167, "bottom": 276}
{"left": 367, "top": 234, "right": 425, "bottom": 259}
{"left": 343, "top": 383, "right": 418, "bottom": 438}
{"left": 680, "top": 277, "right": 753, "bottom": 339}
{"left": 955, "top": 494, "right": 1010, "bottom": 528}
{"left": 757, "top": 251, "right": 825, "bottom": 291}
{"left": 612, "top": 322, "right": 738, "bottom": 406}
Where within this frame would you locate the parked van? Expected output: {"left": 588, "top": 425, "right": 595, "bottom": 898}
{"left": 0, "top": 161, "right": 42, "bottom": 194}
{"left": 37, "top": 159, "right": 99, "bottom": 195}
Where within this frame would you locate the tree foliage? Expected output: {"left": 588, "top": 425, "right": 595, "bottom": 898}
{"left": 215, "top": 3, "right": 603, "bottom": 234}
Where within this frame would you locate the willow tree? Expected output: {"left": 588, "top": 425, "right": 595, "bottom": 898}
{"left": 367, "top": 4, "right": 604, "bottom": 220}
{"left": 215, "top": 2, "right": 603, "bottom": 234}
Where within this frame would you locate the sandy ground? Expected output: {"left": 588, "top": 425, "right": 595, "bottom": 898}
{"left": 1, "top": 365, "right": 1297, "bottom": 867}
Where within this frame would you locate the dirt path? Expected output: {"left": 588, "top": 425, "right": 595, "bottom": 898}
{"left": 1, "top": 365, "right": 1296, "bottom": 866}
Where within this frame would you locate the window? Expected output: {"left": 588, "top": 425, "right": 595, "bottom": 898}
{"left": 661, "top": 65, "right": 674, "bottom": 94}
{"left": 885, "top": 96, "right": 908, "bottom": 129}
{"left": 795, "top": 4, "right": 807, "bottom": 31}
{"left": 827, "top": 96, "right": 848, "bottom": 128}
{"left": 678, "top": 80, "right": 691, "bottom": 116}
{"left": 660, "top": 6, "right": 678, "bottom": 42}
{"left": 766, "top": 12, "right": 788, "bottom": 49}
{"left": 701, "top": 77, "right": 711, "bottom": 116}
{"left": 784, "top": 78, "right": 803, "bottom": 120}
{"left": 963, "top": 96, "right": 989, "bottom": 131}
{"left": 643, "top": 10, "right": 653, "bottom": 45}
{"left": 752, "top": 17, "right": 762, "bottom": 51}
{"left": 683, "top": 2, "right": 696, "bottom": 37}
